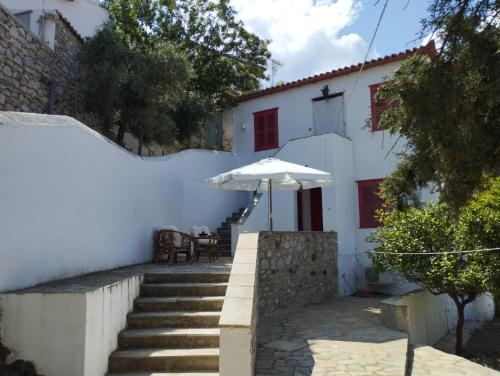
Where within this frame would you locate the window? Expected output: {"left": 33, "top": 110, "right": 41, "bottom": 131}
{"left": 369, "top": 83, "right": 388, "bottom": 131}
{"left": 357, "top": 179, "right": 384, "bottom": 228}
{"left": 253, "top": 108, "right": 279, "bottom": 151}
{"left": 14, "top": 11, "right": 32, "bottom": 31}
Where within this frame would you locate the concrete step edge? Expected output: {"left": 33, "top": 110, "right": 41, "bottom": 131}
{"left": 110, "top": 348, "right": 220, "bottom": 359}
{"left": 108, "top": 373, "right": 219, "bottom": 376}
{"left": 141, "top": 283, "right": 228, "bottom": 288}
{"left": 135, "top": 297, "right": 225, "bottom": 303}
{"left": 120, "top": 328, "right": 220, "bottom": 338}
{"left": 128, "top": 311, "right": 221, "bottom": 318}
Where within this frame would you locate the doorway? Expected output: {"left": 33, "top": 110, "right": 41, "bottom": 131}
{"left": 297, "top": 188, "right": 323, "bottom": 231}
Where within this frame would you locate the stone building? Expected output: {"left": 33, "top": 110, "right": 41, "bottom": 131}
{"left": 0, "top": 4, "right": 89, "bottom": 123}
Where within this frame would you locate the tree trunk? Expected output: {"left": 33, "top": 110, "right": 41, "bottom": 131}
{"left": 451, "top": 293, "right": 476, "bottom": 356}
{"left": 455, "top": 301, "right": 465, "bottom": 355}
{"left": 117, "top": 122, "right": 127, "bottom": 146}
{"left": 138, "top": 132, "right": 144, "bottom": 156}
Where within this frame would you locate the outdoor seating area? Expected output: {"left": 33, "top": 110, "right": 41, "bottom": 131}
{"left": 154, "top": 226, "right": 220, "bottom": 264}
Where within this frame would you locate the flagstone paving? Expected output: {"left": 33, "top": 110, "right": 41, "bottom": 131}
{"left": 255, "top": 297, "right": 408, "bottom": 376}
{"left": 255, "top": 297, "right": 499, "bottom": 376}
{"left": 409, "top": 345, "right": 499, "bottom": 376}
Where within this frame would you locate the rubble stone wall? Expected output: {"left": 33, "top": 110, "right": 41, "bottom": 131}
{"left": 0, "top": 5, "right": 87, "bottom": 122}
{"left": 258, "top": 231, "right": 338, "bottom": 316}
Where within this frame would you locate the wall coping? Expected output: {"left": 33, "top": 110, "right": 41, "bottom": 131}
{"left": 0, "top": 112, "right": 238, "bottom": 161}
{"left": 219, "top": 232, "right": 259, "bottom": 328}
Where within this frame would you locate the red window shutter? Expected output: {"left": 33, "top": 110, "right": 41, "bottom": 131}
{"left": 254, "top": 114, "right": 266, "bottom": 150}
{"left": 253, "top": 108, "right": 279, "bottom": 151}
{"left": 370, "top": 83, "right": 388, "bottom": 132}
{"left": 266, "top": 111, "right": 276, "bottom": 147}
{"left": 358, "top": 179, "right": 384, "bottom": 228}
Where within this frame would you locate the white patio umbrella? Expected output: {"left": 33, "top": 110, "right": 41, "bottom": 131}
{"left": 205, "top": 158, "right": 333, "bottom": 230}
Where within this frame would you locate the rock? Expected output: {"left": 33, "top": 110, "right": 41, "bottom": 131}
{"left": 3, "top": 65, "right": 12, "bottom": 76}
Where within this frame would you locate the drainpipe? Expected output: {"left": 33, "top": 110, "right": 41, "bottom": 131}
{"left": 46, "top": 79, "right": 55, "bottom": 114}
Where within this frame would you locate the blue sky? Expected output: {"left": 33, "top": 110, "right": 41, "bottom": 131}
{"left": 230, "top": 0, "right": 432, "bottom": 84}
{"left": 343, "top": 0, "right": 430, "bottom": 55}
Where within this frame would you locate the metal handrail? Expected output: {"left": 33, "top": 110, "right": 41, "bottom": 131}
{"left": 236, "top": 192, "right": 263, "bottom": 225}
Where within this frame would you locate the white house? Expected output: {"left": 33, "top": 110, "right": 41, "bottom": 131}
{"left": 226, "top": 42, "right": 436, "bottom": 295}
{"left": 1, "top": 0, "right": 109, "bottom": 39}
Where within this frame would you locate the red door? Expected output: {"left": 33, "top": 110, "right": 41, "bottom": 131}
{"left": 297, "top": 188, "right": 323, "bottom": 231}
{"left": 310, "top": 188, "right": 324, "bottom": 231}
{"left": 297, "top": 190, "right": 304, "bottom": 231}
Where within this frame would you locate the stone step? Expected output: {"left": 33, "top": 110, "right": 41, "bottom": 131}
{"left": 140, "top": 283, "right": 228, "bottom": 297}
{"left": 134, "top": 297, "right": 224, "bottom": 312}
{"left": 119, "top": 328, "right": 220, "bottom": 348}
{"left": 108, "top": 372, "right": 219, "bottom": 376}
{"left": 108, "top": 373, "right": 219, "bottom": 376}
{"left": 127, "top": 311, "right": 221, "bottom": 329}
{"left": 108, "top": 348, "right": 219, "bottom": 373}
{"left": 145, "top": 273, "right": 230, "bottom": 284}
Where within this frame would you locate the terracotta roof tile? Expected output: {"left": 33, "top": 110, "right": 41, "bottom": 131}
{"left": 236, "top": 41, "right": 435, "bottom": 103}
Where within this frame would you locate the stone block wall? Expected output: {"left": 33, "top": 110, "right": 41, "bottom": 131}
{"left": 0, "top": 5, "right": 87, "bottom": 122}
{"left": 258, "top": 231, "right": 338, "bottom": 316}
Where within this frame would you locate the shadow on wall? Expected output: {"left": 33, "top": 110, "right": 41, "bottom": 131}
{"left": 0, "top": 112, "right": 245, "bottom": 292}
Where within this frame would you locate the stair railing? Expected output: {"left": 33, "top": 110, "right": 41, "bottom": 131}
{"left": 230, "top": 192, "right": 263, "bottom": 255}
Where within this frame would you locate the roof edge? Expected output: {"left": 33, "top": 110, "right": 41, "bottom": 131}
{"left": 236, "top": 41, "right": 436, "bottom": 103}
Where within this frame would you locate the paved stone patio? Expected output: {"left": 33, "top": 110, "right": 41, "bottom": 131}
{"left": 409, "top": 345, "right": 499, "bottom": 376}
{"left": 255, "top": 297, "right": 500, "bottom": 376}
{"left": 255, "top": 297, "right": 408, "bottom": 376}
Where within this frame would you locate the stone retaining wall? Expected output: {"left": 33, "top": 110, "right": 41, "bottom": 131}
{"left": 0, "top": 5, "right": 87, "bottom": 122}
{"left": 258, "top": 231, "right": 338, "bottom": 316}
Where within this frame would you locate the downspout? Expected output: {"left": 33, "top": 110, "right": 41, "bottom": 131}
{"left": 46, "top": 79, "right": 55, "bottom": 114}
{"left": 74, "top": 62, "right": 79, "bottom": 117}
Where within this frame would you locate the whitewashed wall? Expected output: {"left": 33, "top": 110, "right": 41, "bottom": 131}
{"left": 231, "top": 61, "right": 412, "bottom": 293}
{"left": 238, "top": 133, "right": 358, "bottom": 295}
{"left": 0, "top": 112, "right": 245, "bottom": 292}
{"left": 381, "top": 290, "right": 495, "bottom": 346}
{"left": 3, "top": 0, "right": 109, "bottom": 37}
{"left": 0, "top": 274, "right": 143, "bottom": 376}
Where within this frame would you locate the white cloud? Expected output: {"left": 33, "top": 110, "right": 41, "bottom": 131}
{"left": 231, "top": 0, "right": 376, "bottom": 84}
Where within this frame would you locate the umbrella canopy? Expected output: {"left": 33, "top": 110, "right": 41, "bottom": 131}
{"left": 205, "top": 158, "right": 332, "bottom": 191}
{"left": 206, "top": 158, "right": 333, "bottom": 231}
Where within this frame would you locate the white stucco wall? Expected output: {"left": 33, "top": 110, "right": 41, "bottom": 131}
{"left": 381, "top": 290, "right": 495, "bottom": 346}
{"left": 236, "top": 133, "right": 358, "bottom": 294}
{"left": 0, "top": 112, "right": 245, "bottom": 292}
{"left": 0, "top": 273, "right": 142, "bottom": 376}
{"left": 230, "top": 60, "right": 416, "bottom": 293}
{"left": 3, "top": 0, "right": 109, "bottom": 37}
{"left": 0, "top": 293, "right": 86, "bottom": 375}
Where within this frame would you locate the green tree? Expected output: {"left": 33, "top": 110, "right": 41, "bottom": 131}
{"left": 77, "top": 24, "right": 128, "bottom": 138}
{"left": 376, "top": 0, "right": 500, "bottom": 210}
{"left": 368, "top": 177, "right": 500, "bottom": 355}
{"left": 78, "top": 23, "right": 192, "bottom": 148}
{"left": 103, "top": 0, "right": 271, "bottom": 106}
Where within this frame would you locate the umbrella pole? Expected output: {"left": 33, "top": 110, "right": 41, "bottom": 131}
{"left": 268, "top": 179, "right": 273, "bottom": 231}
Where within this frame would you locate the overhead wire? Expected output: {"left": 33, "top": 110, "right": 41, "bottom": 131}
{"left": 368, "top": 247, "right": 500, "bottom": 256}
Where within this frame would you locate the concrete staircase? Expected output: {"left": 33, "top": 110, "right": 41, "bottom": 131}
{"left": 107, "top": 271, "right": 230, "bottom": 376}
{"left": 216, "top": 208, "right": 245, "bottom": 257}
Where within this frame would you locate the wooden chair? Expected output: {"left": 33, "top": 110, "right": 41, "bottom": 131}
{"left": 192, "top": 226, "right": 219, "bottom": 262}
{"left": 154, "top": 229, "right": 193, "bottom": 264}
